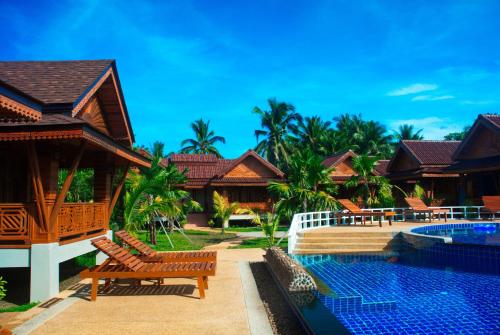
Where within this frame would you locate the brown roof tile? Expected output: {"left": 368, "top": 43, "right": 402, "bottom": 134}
{"left": 374, "top": 160, "right": 390, "bottom": 175}
{"left": 0, "top": 60, "right": 113, "bottom": 104}
{"left": 402, "top": 140, "right": 460, "bottom": 165}
{"left": 322, "top": 150, "right": 356, "bottom": 167}
{"left": 483, "top": 114, "right": 500, "bottom": 128}
{"left": 0, "top": 113, "right": 85, "bottom": 127}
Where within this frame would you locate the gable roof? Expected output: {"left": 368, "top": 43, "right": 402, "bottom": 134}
{"left": 452, "top": 114, "right": 500, "bottom": 161}
{"left": 168, "top": 150, "right": 284, "bottom": 187}
{"left": 322, "top": 150, "right": 356, "bottom": 168}
{"left": 374, "top": 160, "right": 390, "bottom": 176}
{"left": 0, "top": 60, "right": 112, "bottom": 105}
{"left": 0, "top": 60, "right": 134, "bottom": 146}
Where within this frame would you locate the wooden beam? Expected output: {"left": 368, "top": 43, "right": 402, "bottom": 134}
{"left": 108, "top": 162, "right": 130, "bottom": 219}
{"left": 26, "top": 142, "right": 49, "bottom": 231}
{"left": 48, "top": 142, "right": 86, "bottom": 229}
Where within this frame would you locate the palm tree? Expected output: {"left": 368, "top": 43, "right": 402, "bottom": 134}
{"left": 395, "top": 124, "right": 424, "bottom": 140}
{"left": 268, "top": 149, "right": 338, "bottom": 219}
{"left": 212, "top": 191, "right": 244, "bottom": 234}
{"left": 124, "top": 141, "right": 201, "bottom": 244}
{"left": 290, "top": 116, "right": 333, "bottom": 156}
{"left": 444, "top": 126, "right": 471, "bottom": 140}
{"left": 180, "top": 119, "right": 226, "bottom": 157}
{"left": 344, "top": 155, "right": 393, "bottom": 207}
{"left": 248, "top": 211, "right": 280, "bottom": 247}
{"left": 253, "top": 98, "right": 301, "bottom": 169}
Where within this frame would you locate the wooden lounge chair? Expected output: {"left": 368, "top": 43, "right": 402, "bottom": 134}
{"left": 337, "top": 199, "right": 394, "bottom": 227}
{"left": 114, "top": 230, "right": 217, "bottom": 263}
{"left": 481, "top": 196, "right": 500, "bottom": 220}
{"left": 80, "top": 237, "right": 216, "bottom": 301}
{"left": 404, "top": 197, "right": 449, "bottom": 222}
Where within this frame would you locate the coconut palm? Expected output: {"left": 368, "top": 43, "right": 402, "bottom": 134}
{"left": 290, "top": 116, "right": 333, "bottom": 156}
{"left": 394, "top": 124, "right": 424, "bottom": 140}
{"left": 180, "top": 119, "right": 226, "bottom": 157}
{"left": 253, "top": 98, "right": 301, "bottom": 169}
{"left": 268, "top": 149, "right": 338, "bottom": 219}
{"left": 249, "top": 211, "right": 281, "bottom": 247}
{"left": 344, "top": 155, "right": 393, "bottom": 207}
{"left": 212, "top": 191, "right": 245, "bottom": 234}
{"left": 124, "top": 142, "right": 201, "bottom": 244}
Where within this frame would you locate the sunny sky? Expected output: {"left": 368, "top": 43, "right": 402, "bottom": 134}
{"left": 1, "top": 0, "right": 499, "bottom": 157}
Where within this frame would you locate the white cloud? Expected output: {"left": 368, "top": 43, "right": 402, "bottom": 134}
{"left": 387, "top": 83, "right": 438, "bottom": 96}
{"left": 411, "top": 95, "right": 455, "bottom": 101}
{"left": 389, "top": 117, "right": 463, "bottom": 140}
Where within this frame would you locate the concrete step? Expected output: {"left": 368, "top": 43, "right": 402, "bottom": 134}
{"left": 295, "top": 248, "right": 388, "bottom": 254}
{"left": 298, "top": 231, "right": 395, "bottom": 238}
{"left": 296, "top": 242, "right": 389, "bottom": 250}
{"left": 296, "top": 237, "right": 392, "bottom": 243}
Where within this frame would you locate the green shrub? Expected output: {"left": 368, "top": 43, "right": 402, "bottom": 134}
{"left": 75, "top": 251, "right": 97, "bottom": 268}
{"left": 0, "top": 276, "right": 6, "bottom": 300}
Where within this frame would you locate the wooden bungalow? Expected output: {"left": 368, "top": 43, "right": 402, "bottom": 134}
{"left": 446, "top": 114, "right": 500, "bottom": 204}
{"left": 0, "top": 60, "right": 150, "bottom": 301}
{"left": 167, "top": 150, "right": 284, "bottom": 226}
{"left": 386, "top": 140, "right": 460, "bottom": 206}
{"left": 321, "top": 150, "right": 389, "bottom": 199}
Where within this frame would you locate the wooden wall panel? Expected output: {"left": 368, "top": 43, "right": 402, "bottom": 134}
{"left": 225, "top": 157, "right": 276, "bottom": 178}
{"left": 79, "top": 96, "right": 111, "bottom": 136}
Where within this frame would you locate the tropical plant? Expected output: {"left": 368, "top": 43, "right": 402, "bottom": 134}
{"left": 290, "top": 116, "right": 333, "bottom": 156}
{"left": 0, "top": 276, "right": 6, "bottom": 300}
{"left": 58, "top": 169, "right": 94, "bottom": 202}
{"left": 180, "top": 118, "right": 226, "bottom": 157}
{"left": 394, "top": 124, "right": 424, "bottom": 140}
{"left": 253, "top": 98, "right": 301, "bottom": 170}
{"left": 344, "top": 155, "right": 393, "bottom": 207}
{"left": 124, "top": 141, "right": 201, "bottom": 244}
{"left": 212, "top": 191, "right": 245, "bottom": 234}
{"left": 249, "top": 211, "right": 280, "bottom": 247}
{"left": 268, "top": 149, "right": 338, "bottom": 219}
{"left": 444, "top": 126, "right": 471, "bottom": 140}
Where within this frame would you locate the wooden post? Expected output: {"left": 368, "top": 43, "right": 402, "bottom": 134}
{"left": 48, "top": 142, "right": 86, "bottom": 229}
{"left": 26, "top": 142, "right": 49, "bottom": 232}
{"left": 108, "top": 163, "right": 130, "bottom": 220}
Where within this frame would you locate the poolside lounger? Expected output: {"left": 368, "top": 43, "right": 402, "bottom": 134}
{"left": 481, "top": 196, "right": 500, "bottom": 220}
{"left": 114, "top": 230, "right": 217, "bottom": 263}
{"left": 404, "top": 197, "right": 448, "bottom": 222}
{"left": 337, "top": 199, "right": 394, "bottom": 227}
{"left": 80, "top": 237, "right": 216, "bottom": 301}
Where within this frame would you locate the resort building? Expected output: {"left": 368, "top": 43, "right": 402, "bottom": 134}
{"left": 0, "top": 60, "right": 150, "bottom": 301}
{"left": 321, "top": 150, "right": 389, "bottom": 199}
{"left": 167, "top": 150, "right": 284, "bottom": 225}
{"left": 386, "top": 140, "right": 461, "bottom": 206}
{"left": 447, "top": 114, "right": 500, "bottom": 203}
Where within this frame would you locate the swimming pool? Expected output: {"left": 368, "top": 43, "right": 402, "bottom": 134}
{"left": 292, "top": 242, "right": 500, "bottom": 334}
{"left": 411, "top": 223, "right": 499, "bottom": 246}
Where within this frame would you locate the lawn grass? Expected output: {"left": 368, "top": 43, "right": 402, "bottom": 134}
{"left": 135, "top": 229, "right": 237, "bottom": 251}
{"left": 0, "top": 302, "right": 38, "bottom": 313}
{"left": 230, "top": 238, "right": 288, "bottom": 249}
{"left": 225, "top": 226, "right": 289, "bottom": 232}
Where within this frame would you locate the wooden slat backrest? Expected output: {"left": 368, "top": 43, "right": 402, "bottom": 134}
{"left": 338, "top": 199, "right": 363, "bottom": 214}
{"left": 405, "top": 197, "right": 429, "bottom": 211}
{"left": 482, "top": 196, "right": 500, "bottom": 211}
{"left": 115, "top": 230, "right": 157, "bottom": 256}
{"left": 91, "top": 237, "right": 145, "bottom": 271}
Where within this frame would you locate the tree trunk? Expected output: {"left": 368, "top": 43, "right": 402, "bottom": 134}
{"left": 149, "top": 221, "right": 157, "bottom": 245}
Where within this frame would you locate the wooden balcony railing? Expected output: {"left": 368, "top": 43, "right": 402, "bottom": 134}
{"left": 0, "top": 202, "right": 108, "bottom": 246}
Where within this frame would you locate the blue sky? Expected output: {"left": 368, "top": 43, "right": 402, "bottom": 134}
{"left": 1, "top": 0, "right": 499, "bottom": 157}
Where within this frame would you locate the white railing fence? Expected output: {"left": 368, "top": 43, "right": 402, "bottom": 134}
{"left": 287, "top": 205, "right": 486, "bottom": 254}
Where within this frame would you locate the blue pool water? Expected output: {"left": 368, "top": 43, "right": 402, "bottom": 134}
{"left": 411, "top": 223, "right": 500, "bottom": 246}
{"left": 294, "top": 250, "right": 500, "bottom": 335}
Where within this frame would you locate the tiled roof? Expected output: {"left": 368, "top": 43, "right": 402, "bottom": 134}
{"left": 0, "top": 113, "right": 85, "bottom": 127}
{"left": 374, "top": 160, "right": 390, "bottom": 175}
{"left": 483, "top": 114, "right": 500, "bottom": 128}
{"left": 322, "top": 150, "right": 355, "bottom": 167}
{"left": 0, "top": 60, "right": 113, "bottom": 104}
{"left": 169, "top": 151, "right": 283, "bottom": 186}
{"left": 402, "top": 140, "right": 460, "bottom": 165}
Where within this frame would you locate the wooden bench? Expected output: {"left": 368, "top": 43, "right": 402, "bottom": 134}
{"left": 337, "top": 199, "right": 394, "bottom": 227}
{"left": 481, "top": 196, "right": 500, "bottom": 220}
{"left": 404, "top": 197, "right": 449, "bottom": 222}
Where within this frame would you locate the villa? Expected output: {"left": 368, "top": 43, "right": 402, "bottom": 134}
{"left": 167, "top": 150, "right": 285, "bottom": 225}
{"left": 0, "top": 60, "right": 150, "bottom": 301}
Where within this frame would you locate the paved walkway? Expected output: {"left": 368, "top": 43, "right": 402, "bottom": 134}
{"left": 17, "top": 249, "right": 265, "bottom": 335}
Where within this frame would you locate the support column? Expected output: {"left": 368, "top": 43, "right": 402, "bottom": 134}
{"left": 30, "top": 243, "right": 59, "bottom": 302}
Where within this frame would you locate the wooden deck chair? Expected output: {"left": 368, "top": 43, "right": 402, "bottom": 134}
{"left": 337, "top": 199, "right": 393, "bottom": 227}
{"left": 404, "top": 197, "right": 449, "bottom": 222}
{"left": 80, "top": 237, "right": 216, "bottom": 301}
{"left": 114, "top": 230, "right": 216, "bottom": 263}
{"left": 481, "top": 196, "right": 500, "bottom": 220}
